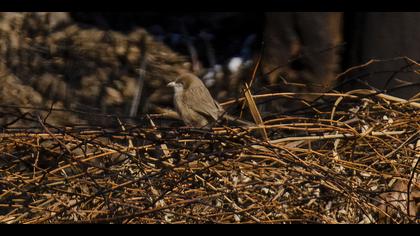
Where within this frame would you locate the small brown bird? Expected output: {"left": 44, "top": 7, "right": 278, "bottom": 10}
{"left": 167, "top": 73, "right": 224, "bottom": 127}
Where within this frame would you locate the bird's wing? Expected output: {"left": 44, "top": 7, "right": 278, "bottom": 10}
{"left": 183, "top": 85, "right": 222, "bottom": 121}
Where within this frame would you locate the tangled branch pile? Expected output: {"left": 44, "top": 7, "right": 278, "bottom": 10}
{"left": 0, "top": 12, "right": 419, "bottom": 224}
{"left": 1, "top": 89, "right": 419, "bottom": 224}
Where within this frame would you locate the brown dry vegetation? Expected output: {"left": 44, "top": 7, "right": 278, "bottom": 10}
{"left": 0, "top": 13, "right": 419, "bottom": 224}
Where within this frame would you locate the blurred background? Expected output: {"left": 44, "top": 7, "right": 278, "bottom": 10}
{"left": 0, "top": 12, "right": 419, "bottom": 128}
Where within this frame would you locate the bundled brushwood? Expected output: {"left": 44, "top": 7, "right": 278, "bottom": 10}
{"left": 0, "top": 88, "right": 418, "bottom": 224}
{"left": 0, "top": 13, "right": 419, "bottom": 224}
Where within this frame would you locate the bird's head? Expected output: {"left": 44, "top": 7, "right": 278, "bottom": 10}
{"left": 167, "top": 73, "right": 199, "bottom": 93}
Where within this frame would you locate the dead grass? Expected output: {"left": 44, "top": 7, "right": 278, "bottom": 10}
{"left": 0, "top": 88, "right": 419, "bottom": 224}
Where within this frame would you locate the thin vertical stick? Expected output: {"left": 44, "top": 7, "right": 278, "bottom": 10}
{"left": 129, "top": 36, "right": 147, "bottom": 118}
{"left": 243, "top": 83, "right": 268, "bottom": 141}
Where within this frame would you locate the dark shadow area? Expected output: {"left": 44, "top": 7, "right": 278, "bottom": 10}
{"left": 70, "top": 12, "right": 264, "bottom": 67}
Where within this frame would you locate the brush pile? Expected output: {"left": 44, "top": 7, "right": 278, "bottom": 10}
{"left": 0, "top": 12, "right": 419, "bottom": 224}
{"left": 0, "top": 88, "right": 419, "bottom": 224}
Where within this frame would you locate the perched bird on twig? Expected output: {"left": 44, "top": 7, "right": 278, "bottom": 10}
{"left": 167, "top": 73, "right": 254, "bottom": 128}
{"left": 167, "top": 73, "right": 223, "bottom": 127}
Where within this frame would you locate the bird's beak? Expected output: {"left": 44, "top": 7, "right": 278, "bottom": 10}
{"left": 167, "top": 81, "right": 176, "bottom": 87}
